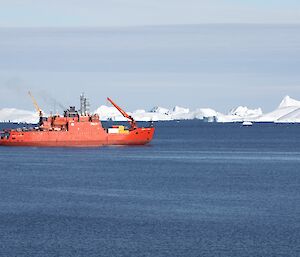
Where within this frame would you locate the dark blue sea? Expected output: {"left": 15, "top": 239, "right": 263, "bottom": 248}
{"left": 0, "top": 121, "right": 299, "bottom": 257}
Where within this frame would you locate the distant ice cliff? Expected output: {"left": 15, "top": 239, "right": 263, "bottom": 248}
{"left": 2, "top": 96, "right": 300, "bottom": 124}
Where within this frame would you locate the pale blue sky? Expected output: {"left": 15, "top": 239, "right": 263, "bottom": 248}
{"left": 0, "top": 0, "right": 299, "bottom": 27}
{"left": 0, "top": 25, "right": 299, "bottom": 112}
{"left": 0, "top": 2, "right": 299, "bottom": 113}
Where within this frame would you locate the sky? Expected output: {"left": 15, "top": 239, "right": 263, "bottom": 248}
{"left": 0, "top": 1, "right": 299, "bottom": 113}
{"left": 1, "top": 0, "right": 300, "bottom": 27}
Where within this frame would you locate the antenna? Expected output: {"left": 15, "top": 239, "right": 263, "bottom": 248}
{"left": 80, "top": 93, "right": 90, "bottom": 116}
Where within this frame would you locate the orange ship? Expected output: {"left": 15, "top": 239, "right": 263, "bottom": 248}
{"left": 0, "top": 94, "right": 155, "bottom": 147}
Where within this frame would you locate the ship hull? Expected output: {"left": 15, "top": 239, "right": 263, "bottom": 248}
{"left": 0, "top": 96, "right": 155, "bottom": 147}
{"left": 0, "top": 126, "right": 155, "bottom": 147}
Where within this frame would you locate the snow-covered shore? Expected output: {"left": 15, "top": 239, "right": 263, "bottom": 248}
{"left": 2, "top": 96, "right": 300, "bottom": 124}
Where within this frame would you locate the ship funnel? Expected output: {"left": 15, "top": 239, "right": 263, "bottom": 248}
{"left": 80, "top": 93, "right": 90, "bottom": 116}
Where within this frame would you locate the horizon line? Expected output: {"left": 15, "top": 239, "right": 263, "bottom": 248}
{"left": 0, "top": 22, "right": 300, "bottom": 30}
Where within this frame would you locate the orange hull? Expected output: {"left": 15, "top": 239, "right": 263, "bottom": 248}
{"left": 0, "top": 122, "right": 155, "bottom": 147}
{"left": 0, "top": 96, "right": 155, "bottom": 147}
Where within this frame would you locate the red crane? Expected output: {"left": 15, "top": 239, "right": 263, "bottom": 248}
{"left": 107, "top": 97, "right": 138, "bottom": 130}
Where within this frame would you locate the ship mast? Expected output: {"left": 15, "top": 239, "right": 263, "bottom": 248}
{"left": 80, "top": 93, "right": 90, "bottom": 116}
{"left": 107, "top": 97, "right": 137, "bottom": 130}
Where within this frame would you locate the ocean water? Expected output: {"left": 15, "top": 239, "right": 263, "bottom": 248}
{"left": 0, "top": 121, "right": 299, "bottom": 257}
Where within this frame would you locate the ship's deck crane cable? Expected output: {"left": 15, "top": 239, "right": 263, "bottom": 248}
{"left": 28, "top": 91, "right": 43, "bottom": 118}
{"left": 107, "top": 97, "right": 137, "bottom": 130}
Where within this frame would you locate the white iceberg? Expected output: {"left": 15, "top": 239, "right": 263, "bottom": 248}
{"left": 3, "top": 95, "right": 300, "bottom": 124}
{"left": 150, "top": 106, "right": 170, "bottom": 115}
{"left": 169, "top": 106, "right": 192, "bottom": 120}
{"left": 278, "top": 95, "right": 300, "bottom": 109}
{"left": 190, "top": 108, "right": 217, "bottom": 121}
{"left": 277, "top": 109, "right": 300, "bottom": 123}
{"left": 94, "top": 105, "right": 127, "bottom": 121}
{"left": 256, "top": 96, "right": 300, "bottom": 123}
{"left": 229, "top": 106, "right": 262, "bottom": 117}
{"left": 217, "top": 106, "right": 262, "bottom": 123}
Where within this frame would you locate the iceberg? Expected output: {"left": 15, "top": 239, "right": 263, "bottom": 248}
{"left": 132, "top": 110, "right": 172, "bottom": 121}
{"left": 278, "top": 95, "right": 300, "bottom": 109}
{"left": 216, "top": 96, "right": 300, "bottom": 123}
{"left": 150, "top": 106, "right": 170, "bottom": 115}
{"left": 256, "top": 96, "right": 300, "bottom": 123}
{"left": 169, "top": 106, "right": 191, "bottom": 120}
{"left": 94, "top": 105, "right": 127, "bottom": 121}
{"left": 2, "top": 95, "right": 300, "bottom": 124}
{"left": 216, "top": 106, "right": 262, "bottom": 123}
{"left": 132, "top": 106, "right": 218, "bottom": 121}
{"left": 229, "top": 106, "right": 262, "bottom": 117}
{"left": 191, "top": 108, "right": 217, "bottom": 121}
{"left": 277, "top": 109, "right": 300, "bottom": 123}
